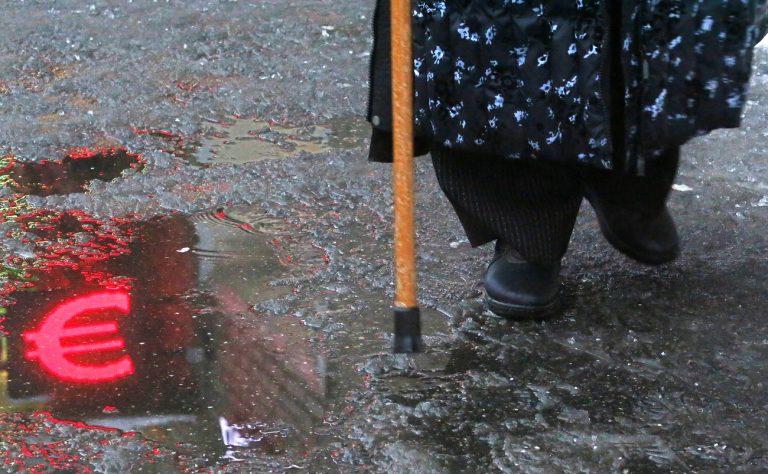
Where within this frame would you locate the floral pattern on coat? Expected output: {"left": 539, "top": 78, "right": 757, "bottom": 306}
{"left": 391, "top": 0, "right": 768, "bottom": 172}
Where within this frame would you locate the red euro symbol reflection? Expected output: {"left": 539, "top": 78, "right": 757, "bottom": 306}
{"left": 23, "top": 291, "right": 135, "bottom": 383}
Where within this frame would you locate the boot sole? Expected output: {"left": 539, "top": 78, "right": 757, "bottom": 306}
{"left": 596, "top": 216, "right": 679, "bottom": 265}
{"left": 485, "top": 291, "right": 560, "bottom": 320}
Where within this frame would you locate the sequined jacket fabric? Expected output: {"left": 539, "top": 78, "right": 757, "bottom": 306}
{"left": 367, "top": 0, "right": 768, "bottom": 173}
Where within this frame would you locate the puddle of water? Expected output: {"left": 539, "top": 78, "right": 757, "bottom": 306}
{"left": 0, "top": 205, "right": 332, "bottom": 461}
{"left": 0, "top": 148, "right": 144, "bottom": 197}
{"left": 0, "top": 159, "right": 334, "bottom": 463}
{"left": 191, "top": 117, "right": 367, "bottom": 166}
{"left": 0, "top": 151, "right": 457, "bottom": 470}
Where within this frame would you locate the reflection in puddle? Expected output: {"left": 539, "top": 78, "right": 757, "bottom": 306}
{"left": 1, "top": 148, "right": 144, "bottom": 196}
{"left": 0, "top": 204, "right": 331, "bottom": 462}
{"left": 192, "top": 117, "right": 367, "bottom": 166}
{"left": 191, "top": 206, "right": 292, "bottom": 236}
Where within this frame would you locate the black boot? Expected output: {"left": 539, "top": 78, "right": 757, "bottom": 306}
{"left": 586, "top": 191, "right": 680, "bottom": 265}
{"left": 483, "top": 243, "right": 561, "bottom": 318}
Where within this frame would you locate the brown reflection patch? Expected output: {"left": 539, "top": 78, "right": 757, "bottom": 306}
{"left": 1, "top": 148, "right": 144, "bottom": 197}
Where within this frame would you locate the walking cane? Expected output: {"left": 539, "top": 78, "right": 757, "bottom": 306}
{"left": 391, "top": 0, "right": 423, "bottom": 353}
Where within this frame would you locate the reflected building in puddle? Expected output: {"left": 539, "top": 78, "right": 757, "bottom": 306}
{"left": 0, "top": 205, "right": 328, "bottom": 460}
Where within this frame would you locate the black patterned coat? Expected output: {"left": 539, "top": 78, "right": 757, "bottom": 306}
{"left": 367, "top": 0, "right": 768, "bottom": 174}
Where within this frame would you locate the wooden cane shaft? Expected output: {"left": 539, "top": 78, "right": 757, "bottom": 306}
{"left": 391, "top": 0, "right": 417, "bottom": 308}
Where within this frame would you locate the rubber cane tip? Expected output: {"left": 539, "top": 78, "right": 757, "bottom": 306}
{"left": 392, "top": 306, "right": 424, "bottom": 353}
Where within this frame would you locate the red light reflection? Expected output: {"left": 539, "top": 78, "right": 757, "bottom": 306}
{"left": 23, "top": 291, "right": 135, "bottom": 383}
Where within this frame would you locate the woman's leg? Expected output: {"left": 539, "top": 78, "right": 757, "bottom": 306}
{"left": 581, "top": 148, "right": 681, "bottom": 263}
{"left": 430, "top": 146, "right": 583, "bottom": 317}
{"left": 582, "top": 148, "right": 680, "bottom": 214}
{"left": 430, "top": 147, "right": 584, "bottom": 265}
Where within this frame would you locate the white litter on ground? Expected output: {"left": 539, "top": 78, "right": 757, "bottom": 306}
{"left": 672, "top": 184, "right": 694, "bottom": 192}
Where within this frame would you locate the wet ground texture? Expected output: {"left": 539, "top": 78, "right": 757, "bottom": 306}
{"left": 1, "top": 1, "right": 767, "bottom": 473}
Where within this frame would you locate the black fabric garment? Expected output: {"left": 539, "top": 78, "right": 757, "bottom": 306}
{"left": 431, "top": 148, "right": 583, "bottom": 264}
{"left": 582, "top": 148, "right": 680, "bottom": 215}
{"left": 431, "top": 147, "right": 680, "bottom": 265}
{"left": 368, "top": 128, "right": 431, "bottom": 164}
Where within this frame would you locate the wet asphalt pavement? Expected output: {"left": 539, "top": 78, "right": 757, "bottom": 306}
{"left": 1, "top": 1, "right": 767, "bottom": 472}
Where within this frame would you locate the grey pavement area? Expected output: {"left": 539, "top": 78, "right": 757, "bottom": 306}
{"left": 0, "top": 1, "right": 766, "bottom": 472}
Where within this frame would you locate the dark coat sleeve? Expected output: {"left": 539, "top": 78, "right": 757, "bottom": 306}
{"left": 366, "top": 0, "right": 431, "bottom": 163}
